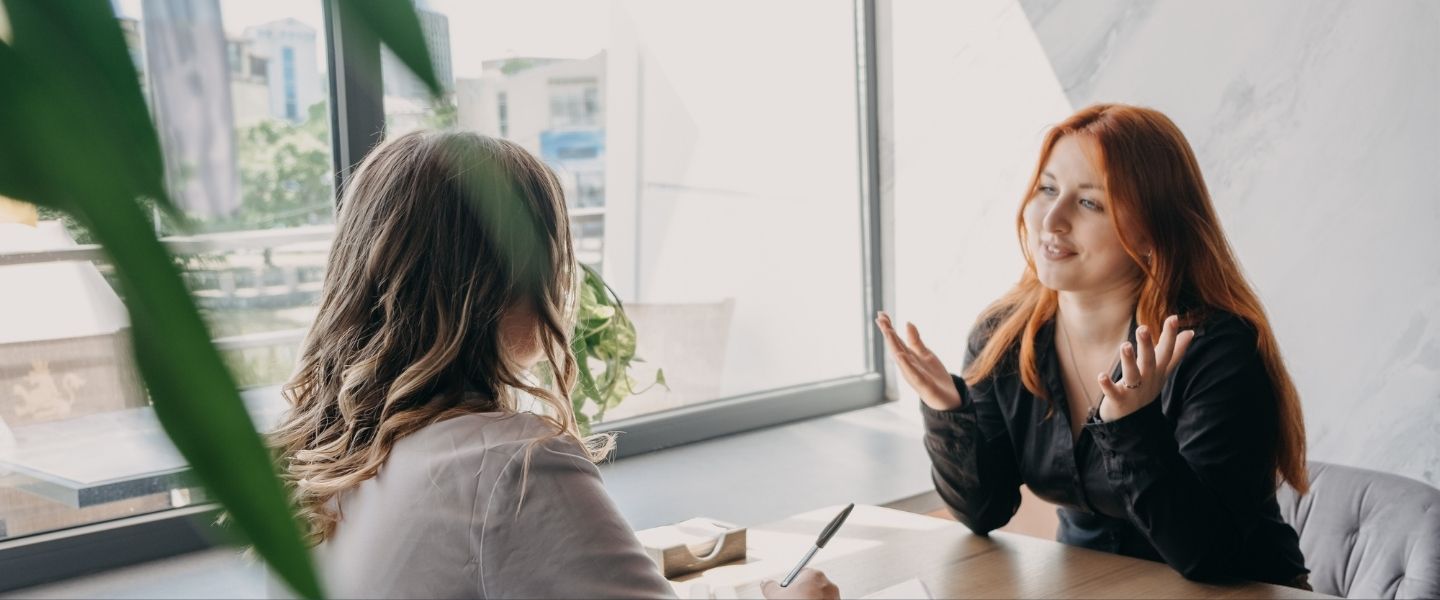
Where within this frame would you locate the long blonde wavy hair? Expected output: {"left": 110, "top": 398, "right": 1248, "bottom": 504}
{"left": 270, "top": 131, "right": 609, "bottom": 545}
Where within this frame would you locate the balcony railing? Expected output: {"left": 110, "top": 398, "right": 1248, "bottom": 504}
{"left": 0, "top": 224, "right": 337, "bottom": 268}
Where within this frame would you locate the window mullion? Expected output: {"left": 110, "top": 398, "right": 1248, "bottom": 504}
{"left": 323, "top": 0, "right": 386, "bottom": 201}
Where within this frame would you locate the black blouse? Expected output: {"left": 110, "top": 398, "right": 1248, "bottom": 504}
{"left": 922, "top": 310, "right": 1307, "bottom": 585}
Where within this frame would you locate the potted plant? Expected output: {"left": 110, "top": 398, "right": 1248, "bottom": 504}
{"left": 571, "top": 264, "right": 666, "bottom": 432}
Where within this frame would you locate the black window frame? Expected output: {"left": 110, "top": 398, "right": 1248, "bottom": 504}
{"left": 0, "top": 0, "right": 886, "bottom": 591}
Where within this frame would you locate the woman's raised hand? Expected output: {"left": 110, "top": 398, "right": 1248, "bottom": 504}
{"left": 875, "top": 311, "right": 962, "bottom": 411}
{"left": 1097, "top": 315, "right": 1195, "bottom": 422}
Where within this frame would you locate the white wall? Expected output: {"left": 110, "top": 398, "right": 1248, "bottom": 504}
{"left": 890, "top": 0, "right": 1440, "bottom": 486}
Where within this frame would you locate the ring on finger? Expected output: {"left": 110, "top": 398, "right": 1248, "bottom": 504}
{"left": 1122, "top": 380, "right": 1142, "bottom": 389}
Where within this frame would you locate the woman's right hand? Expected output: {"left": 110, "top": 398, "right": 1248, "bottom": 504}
{"left": 760, "top": 569, "right": 839, "bottom": 599}
{"left": 875, "top": 311, "right": 963, "bottom": 411}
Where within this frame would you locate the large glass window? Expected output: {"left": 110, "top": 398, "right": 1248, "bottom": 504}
{"left": 383, "top": 0, "right": 870, "bottom": 426}
{"left": 0, "top": 0, "right": 331, "bottom": 543}
{"left": 0, "top": 0, "right": 881, "bottom": 560}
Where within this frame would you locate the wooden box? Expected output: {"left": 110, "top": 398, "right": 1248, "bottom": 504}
{"left": 635, "top": 517, "right": 747, "bottom": 579}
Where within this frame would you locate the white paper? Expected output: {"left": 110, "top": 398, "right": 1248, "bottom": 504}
{"left": 683, "top": 581, "right": 740, "bottom": 599}
{"left": 863, "top": 578, "right": 933, "bottom": 599}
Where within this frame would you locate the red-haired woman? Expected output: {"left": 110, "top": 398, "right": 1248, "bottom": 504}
{"left": 877, "top": 104, "right": 1311, "bottom": 589}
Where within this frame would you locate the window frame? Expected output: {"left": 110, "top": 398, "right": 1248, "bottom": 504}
{"left": 0, "top": 0, "right": 888, "bottom": 590}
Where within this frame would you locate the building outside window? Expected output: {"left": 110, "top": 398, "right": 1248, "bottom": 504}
{"left": 497, "top": 91, "right": 509, "bottom": 138}
{"left": 281, "top": 46, "right": 297, "bottom": 120}
{"left": 549, "top": 79, "right": 601, "bottom": 128}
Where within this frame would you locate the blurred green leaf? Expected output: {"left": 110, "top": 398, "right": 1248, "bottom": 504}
{"left": 0, "top": 41, "right": 46, "bottom": 203}
{"left": 1, "top": 0, "right": 174, "bottom": 217}
{"left": 97, "top": 196, "right": 322, "bottom": 600}
{"left": 341, "top": 0, "right": 442, "bottom": 98}
{"left": 0, "top": 1, "right": 320, "bottom": 597}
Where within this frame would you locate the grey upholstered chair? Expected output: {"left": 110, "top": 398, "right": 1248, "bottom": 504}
{"left": 1276, "top": 461, "right": 1440, "bottom": 599}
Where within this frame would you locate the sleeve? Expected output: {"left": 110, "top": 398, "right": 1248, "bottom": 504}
{"left": 922, "top": 325, "right": 1023, "bottom": 535}
{"left": 1084, "top": 316, "right": 1281, "bottom": 581}
{"left": 473, "top": 435, "right": 676, "bottom": 599}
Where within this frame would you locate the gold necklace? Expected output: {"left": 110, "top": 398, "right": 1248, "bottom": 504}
{"left": 1056, "top": 315, "right": 1122, "bottom": 410}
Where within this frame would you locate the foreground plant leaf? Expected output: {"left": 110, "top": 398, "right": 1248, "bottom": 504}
{"left": 0, "top": 1, "right": 319, "bottom": 597}
{"left": 341, "top": 0, "right": 442, "bottom": 97}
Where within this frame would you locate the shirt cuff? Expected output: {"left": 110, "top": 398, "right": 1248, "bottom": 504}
{"left": 1085, "top": 399, "right": 1174, "bottom": 468}
{"left": 919, "top": 375, "right": 976, "bottom": 430}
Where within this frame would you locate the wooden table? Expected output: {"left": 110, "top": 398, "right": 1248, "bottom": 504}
{"left": 670, "top": 505, "right": 1334, "bottom": 599}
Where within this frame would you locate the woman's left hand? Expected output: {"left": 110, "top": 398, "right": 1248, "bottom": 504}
{"left": 1097, "top": 315, "right": 1196, "bottom": 422}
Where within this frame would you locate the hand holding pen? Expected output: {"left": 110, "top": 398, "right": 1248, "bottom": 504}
{"left": 759, "top": 503, "right": 852, "bottom": 599}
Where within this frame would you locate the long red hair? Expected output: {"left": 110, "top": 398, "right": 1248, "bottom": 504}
{"left": 962, "top": 104, "right": 1308, "bottom": 493}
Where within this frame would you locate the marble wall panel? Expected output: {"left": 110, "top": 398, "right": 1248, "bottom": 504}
{"left": 892, "top": 0, "right": 1440, "bottom": 485}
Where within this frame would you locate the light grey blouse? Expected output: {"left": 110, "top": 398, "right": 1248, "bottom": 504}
{"left": 281, "top": 411, "right": 676, "bottom": 599}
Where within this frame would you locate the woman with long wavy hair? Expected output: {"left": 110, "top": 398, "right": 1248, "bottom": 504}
{"left": 877, "top": 104, "right": 1311, "bottom": 589}
{"left": 269, "top": 131, "right": 836, "bottom": 599}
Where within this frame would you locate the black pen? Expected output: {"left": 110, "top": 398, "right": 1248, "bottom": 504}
{"left": 780, "top": 503, "right": 854, "bottom": 587}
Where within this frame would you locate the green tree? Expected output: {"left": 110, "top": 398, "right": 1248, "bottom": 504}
{"left": 42, "top": 103, "right": 333, "bottom": 237}
{"left": 423, "top": 97, "right": 457, "bottom": 129}
{"left": 219, "top": 102, "right": 334, "bottom": 231}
